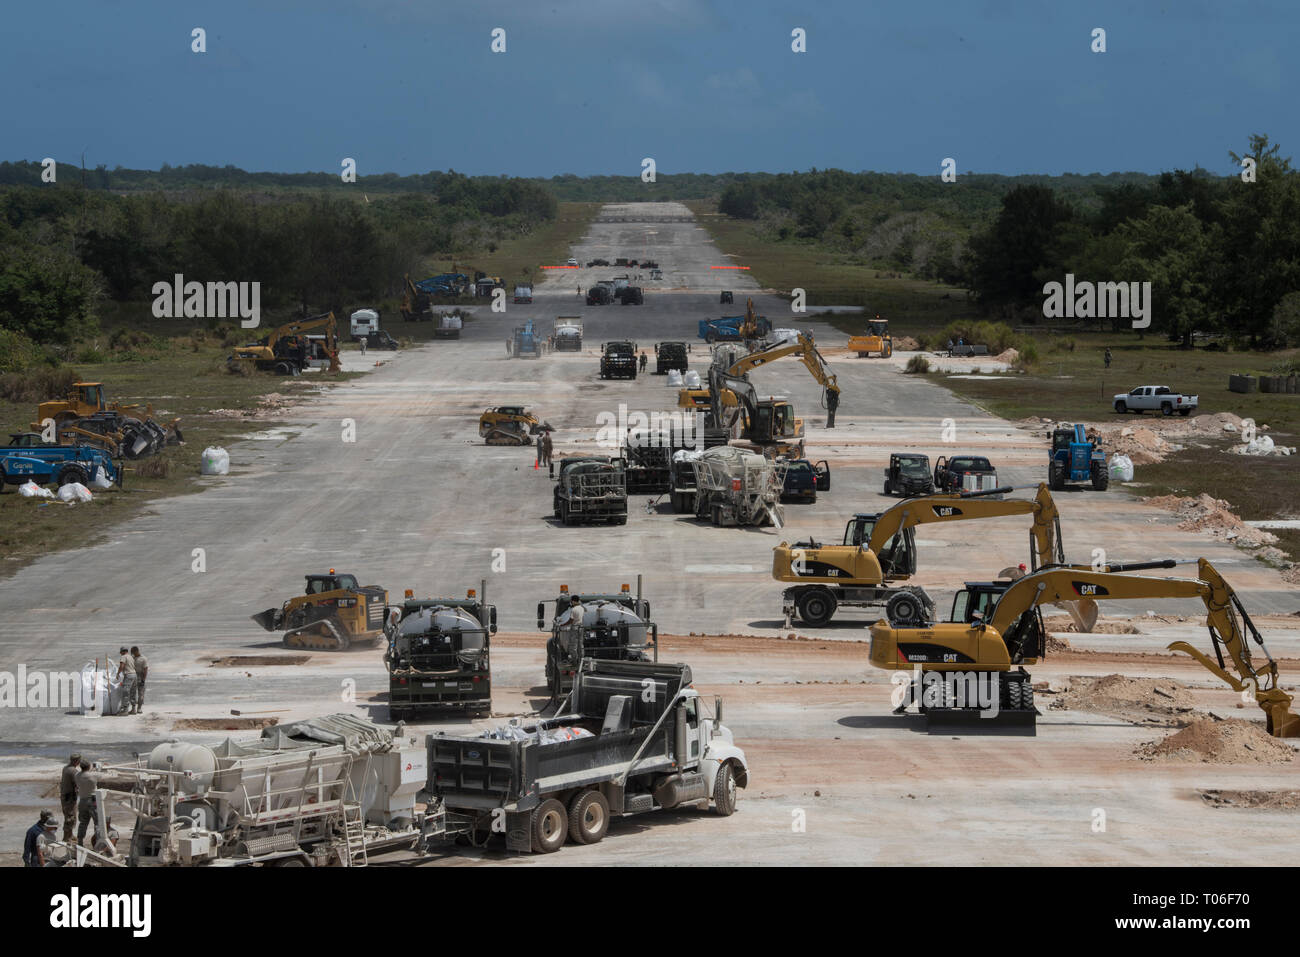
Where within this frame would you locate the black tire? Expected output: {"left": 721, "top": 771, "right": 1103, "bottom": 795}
{"left": 1178, "top": 408, "right": 1191, "bottom": 416}
{"left": 883, "top": 480, "right": 892, "bottom": 496}
{"left": 886, "top": 591, "right": 922, "bottom": 625}
{"left": 795, "top": 589, "right": 836, "bottom": 626}
{"left": 1114, "top": 401, "right": 1126, "bottom": 414}
{"left": 273, "top": 857, "right": 306, "bottom": 867}
{"left": 1049, "top": 463, "right": 1064, "bottom": 491}
{"left": 56, "top": 464, "right": 88, "bottom": 487}
{"left": 613, "top": 514, "right": 628, "bottom": 526}
{"left": 274, "top": 362, "right": 292, "bottom": 376}
{"left": 532, "top": 798, "right": 568, "bottom": 853}
{"left": 568, "top": 790, "right": 610, "bottom": 845}
{"left": 1092, "top": 463, "right": 1109, "bottom": 491}
{"left": 1161, "top": 403, "right": 1173, "bottom": 416}
{"left": 713, "top": 762, "right": 737, "bottom": 816}
{"left": 1021, "top": 683, "right": 1035, "bottom": 711}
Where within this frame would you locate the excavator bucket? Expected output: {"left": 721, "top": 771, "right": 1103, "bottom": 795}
{"left": 251, "top": 609, "right": 281, "bottom": 632}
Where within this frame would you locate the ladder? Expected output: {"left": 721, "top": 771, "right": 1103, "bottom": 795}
{"left": 341, "top": 803, "right": 367, "bottom": 867}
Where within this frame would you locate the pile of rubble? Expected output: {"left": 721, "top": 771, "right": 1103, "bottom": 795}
{"left": 208, "top": 393, "right": 296, "bottom": 419}
{"left": 893, "top": 335, "right": 921, "bottom": 351}
{"left": 992, "top": 347, "right": 1019, "bottom": 364}
{"left": 1137, "top": 717, "right": 1296, "bottom": 765}
{"left": 1143, "top": 493, "right": 1279, "bottom": 548}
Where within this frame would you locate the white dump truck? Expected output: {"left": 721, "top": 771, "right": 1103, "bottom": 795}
{"left": 424, "top": 659, "right": 747, "bottom": 854}
{"left": 86, "top": 714, "right": 426, "bottom": 867}
{"left": 554, "top": 316, "right": 584, "bottom": 351}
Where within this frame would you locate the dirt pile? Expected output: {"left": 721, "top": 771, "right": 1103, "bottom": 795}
{"left": 1099, "top": 426, "right": 1181, "bottom": 465}
{"left": 1138, "top": 718, "right": 1296, "bottom": 764}
{"left": 1200, "top": 788, "right": 1300, "bottom": 808}
{"left": 993, "top": 347, "right": 1019, "bottom": 364}
{"left": 894, "top": 336, "right": 920, "bottom": 351}
{"left": 1056, "top": 673, "right": 1196, "bottom": 725}
{"left": 1143, "top": 493, "right": 1279, "bottom": 548}
{"left": 208, "top": 392, "right": 295, "bottom": 419}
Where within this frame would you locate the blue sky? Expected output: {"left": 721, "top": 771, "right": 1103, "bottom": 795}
{"left": 2, "top": 0, "right": 1294, "bottom": 178}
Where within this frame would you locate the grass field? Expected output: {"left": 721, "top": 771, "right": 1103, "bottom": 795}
{"left": 0, "top": 343, "right": 350, "bottom": 578}
{"left": 685, "top": 200, "right": 980, "bottom": 334}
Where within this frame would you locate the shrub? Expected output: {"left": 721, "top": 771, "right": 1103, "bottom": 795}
{"left": 135, "top": 457, "right": 171, "bottom": 479}
{"left": 0, "top": 329, "right": 45, "bottom": 373}
{"left": 904, "top": 355, "right": 931, "bottom": 374}
{"left": 0, "top": 365, "right": 80, "bottom": 403}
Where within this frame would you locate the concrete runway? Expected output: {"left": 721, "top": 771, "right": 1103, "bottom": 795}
{"left": 1, "top": 201, "right": 1296, "bottom": 865}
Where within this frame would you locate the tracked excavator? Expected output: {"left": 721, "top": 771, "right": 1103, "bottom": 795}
{"left": 868, "top": 558, "right": 1300, "bottom": 737}
{"left": 252, "top": 571, "right": 388, "bottom": 651}
{"left": 227, "top": 313, "right": 341, "bottom": 375}
{"left": 772, "top": 484, "right": 1092, "bottom": 628}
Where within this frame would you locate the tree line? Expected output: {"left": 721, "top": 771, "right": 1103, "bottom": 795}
{"left": 0, "top": 173, "right": 557, "bottom": 355}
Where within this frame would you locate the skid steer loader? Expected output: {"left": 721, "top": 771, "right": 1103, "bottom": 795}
{"left": 478, "top": 406, "right": 550, "bottom": 446}
{"left": 252, "top": 571, "right": 388, "bottom": 651}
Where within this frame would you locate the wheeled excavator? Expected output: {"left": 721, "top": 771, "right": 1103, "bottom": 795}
{"left": 678, "top": 331, "right": 842, "bottom": 434}
{"left": 252, "top": 571, "right": 388, "bottom": 651}
{"left": 772, "top": 484, "right": 1090, "bottom": 628}
{"left": 868, "top": 557, "right": 1300, "bottom": 737}
{"left": 227, "top": 312, "right": 341, "bottom": 375}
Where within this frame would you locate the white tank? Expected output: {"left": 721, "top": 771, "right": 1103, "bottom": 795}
{"left": 147, "top": 742, "right": 218, "bottom": 793}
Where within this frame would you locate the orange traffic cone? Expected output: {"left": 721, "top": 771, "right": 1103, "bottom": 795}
{"left": 534, "top": 458, "right": 540, "bottom": 469}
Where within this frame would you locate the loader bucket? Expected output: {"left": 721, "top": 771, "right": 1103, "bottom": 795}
{"left": 251, "top": 609, "right": 280, "bottom": 632}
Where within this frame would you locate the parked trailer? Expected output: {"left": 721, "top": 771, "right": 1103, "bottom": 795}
{"left": 423, "top": 659, "right": 747, "bottom": 854}
{"left": 434, "top": 314, "right": 463, "bottom": 339}
{"left": 0, "top": 443, "right": 122, "bottom": 490}
{"left": 385, "top": 584, "right": 497, "bottom": 719}
{"left": 84, "top": 715, "right": 425, "bottom": 867}
{"left": 538, "top": 581, "right": 656, "bottom": 698}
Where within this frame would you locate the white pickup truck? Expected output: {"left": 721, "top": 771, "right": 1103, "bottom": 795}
{"left": 1113, "top": 385, "right": 1199, "bottom": 416}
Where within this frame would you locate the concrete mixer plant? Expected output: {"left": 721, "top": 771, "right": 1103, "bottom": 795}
{"left": 91, "top": 715, "right": 426, "bottom": 867}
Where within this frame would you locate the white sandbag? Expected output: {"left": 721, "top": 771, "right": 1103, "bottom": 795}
{"left": 91, "top": 465, "right": 113, "bottom": 489}
{"left": 79, "top": 661, "right": 124, "bottom": 715}
{"left": 1245, "top": 435, "right": 1275, "bottom": 455}
{"left": 1108, "top": 454, "right": 1134, "bottom": 482}
{"left": 683, "top": 370, "right": 701, "bottom": 389}
{"left": 18, "top": 481, "right": 52, "bottom": 498}
{"left": 201, "top": 446, "right": 230, "bottom": 475}
{"left": 770, "top": 328, "right": 801, "bottom": 344}
{"left": 667, "top": 369, "right": 683, "bottom": 387}
{"left": 57, "top": 482, "right": 93, "bottom": 503}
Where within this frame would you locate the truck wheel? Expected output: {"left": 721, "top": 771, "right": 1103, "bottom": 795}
{"left": 1161, "top": 403, "right": 1173, "bottom": 416}
{"left": 1178, "top": 408, "right": 1191, "bottom": 416}
{"left": 532, "top": 799, "right": 568, "bottom": 853}
{"left": 1091, "top": 463, "right": 1109, "bottom": 491}
{"left": 795, "top": 589, "right": 836, "bottom": 626}
{"left": 713, "top": 762, "right": 737, "bottom": 816}
{"left": 1114, "top": 401, "right": 1126, "bottom": 414}
{"left": 1049, "top": 463, "right": 1064, "bottom": 491}
{"left": 57, "top": 464, "right": 88, "bottom": 487}
{"left": 886, "top": 591, "right": 923, "bottom": 625}
{"left": 883, "top": 480, "right": 892, "bottom": 496}
{"left": 568, "top": 790, "right": 610, "bottom": 845}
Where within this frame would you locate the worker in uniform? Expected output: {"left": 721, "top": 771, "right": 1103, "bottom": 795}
{"left": 74, "top": 761, "right": 100, "bottom": 847}
{"left": 116, "top": 646, "right": 137, "bottom": 715}
{"left": 536, "top": 432, "right": 545, "bottom": 466}
{"left": 59, "top": 753, "right": 80, "bottom": 842}
{"left": 1104, "top": 348, "right": 1112, "bottom": 370}
{"left": 542, "top": 431, "right": 554, "bottom": 468}
{"left": 23, "top": 811, "right": 58, "bottom": 867}
{"left": 639, "top": 351, "right": 648, "bottom": 373}
{"left": 131, "top": 646, "right": 148, "bottom": 713}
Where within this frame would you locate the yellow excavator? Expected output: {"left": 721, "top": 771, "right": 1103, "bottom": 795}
{"left": 868, "top": 557, "right": 1299, "bottom": 737}
{"left": 227, "top": 312, "right": 341, "bottom": 375}
{"left": 678, "top": 331, "right": 842, "bottom": 431}
{"left": 252, "top": 570, "right": 388, "bottom": 651}
{"left": 773, "top": 483, "right": 1083, "bottom": 627}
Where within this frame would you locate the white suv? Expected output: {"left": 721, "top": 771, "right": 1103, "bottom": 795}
{"left": 566, "top": 257, "right": 578, "bottom": 267}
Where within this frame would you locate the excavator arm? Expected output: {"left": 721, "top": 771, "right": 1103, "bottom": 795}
{"left": 726, "top": 331, "right": 841, "bottom": 428}
{"left": 865, "top": 484, "right": 1062, "bottom": 570}
{"left": 981, "top": 559, "right": 1297, "bottom": 736}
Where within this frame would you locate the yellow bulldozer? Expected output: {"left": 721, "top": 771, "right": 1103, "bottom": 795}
{"left": 478, "top": 406, "right": 550, "bottom": 446}
{"left": 868, "top": 557, "right": 1299, "bottom": 737}
{"left": 32, "top": 382, "right": 181, "bottom": 459}
{"left": 251, "top": 570, "right": 388, "bottom": 651}
{"left": 772, "top": 483, "right": 1083, "bottom": 627}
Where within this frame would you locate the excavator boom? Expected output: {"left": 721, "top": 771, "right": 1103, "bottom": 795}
{"left": 868, "top": 557, "right": 1298, "bottom": 736}
{"left": 725, "top": 331, "right": 841, "bottom": 428}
